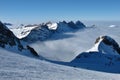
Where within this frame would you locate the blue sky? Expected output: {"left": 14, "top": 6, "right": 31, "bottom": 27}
{"left": 0, "top": 0, "right": 120, "bottom": 24}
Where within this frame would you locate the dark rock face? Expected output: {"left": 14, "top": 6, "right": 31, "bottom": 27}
{"left": 68, "top": 21, "right": 86, "bottom": 29}
{"left": 102, "top": 36, "right": 120, "bottom": 54}
{"left": 75, "top": 21, "right": 86, "bottom": 28}
{"left": 27, "top": 45, "right": 39, "bottom": 56}
{"left": 23, "top": 25, "right": 54, "bottom": 42}
{"left": 4, "top": 23, "right": 13, "bottom": 26}
{"left": 95, "top": 37, "right": 100, "bottom": 44}
{"left": 95, "top": 36, "right": 120, "bottom": 54}
{"left": 68, "top": 21, "right": 77, "bottom": 29}
{"left": 0, "top": 21, "right": 23, "bottom": 50}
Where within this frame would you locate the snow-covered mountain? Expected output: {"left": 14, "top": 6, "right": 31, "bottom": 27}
{"left": 56, "top": 21, "right": 85, "bottom": 33}
{"left": 0, "top": 20, "right": 120, "bottom": 80}
{"left": 0, "top": 21, "right": 40, "bottom": 57}
{"left": 87, "top": 36, "right": 120, "bottom": 55}
{"left": 0, "top": 21, "right": 23, "bottom": 51}
{"left": 10, "top": 21, "right": 86, "bottom": 42}
{"left": 71, "top": 35, "right": 120, "bottom": 73}
{"left": 23, "top": 21, "right": 85, "bottom": 42}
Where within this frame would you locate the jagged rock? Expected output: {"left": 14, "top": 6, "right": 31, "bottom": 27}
{"left": 27, "top": 45, "right": 39, "bottom": 56}
{"left": 56, "top": 21, "right": 71, "bottom": 32}
{"left": 75, "top": 21, "right": 86, "bottom": 28}
{"left": 68, "top": 21, "right": 77, "bottom": 29}
{"left": 96, "top": 36, "right": 120, "bottom": 55}
{"left": 88, "top": 35, "right": 120, "bottom": 55}
{"left": 0, "top": 21, "right": 23, "bottom": 50}
{"left": 21, "top": 21, "right": 86, "bottom": 42}
{"left": 68, "top": 21, "right": 86, "bottom": 29}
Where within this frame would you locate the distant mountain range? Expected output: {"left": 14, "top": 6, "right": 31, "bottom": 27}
{"left": 10, "top": 21, "right": 86, "bottom": 42}
{"left": 1, "top": 20, "right": 120, "bottom": 79}
{"left": 0, "top": 20, "right": 120, "bottom": 63}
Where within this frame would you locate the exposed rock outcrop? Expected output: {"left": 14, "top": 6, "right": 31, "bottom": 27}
{"left": 27, "top": 45, "right": 39, "bottom": 56}
{"left": 0, "top": 21, "right": 23, "bottom": 51}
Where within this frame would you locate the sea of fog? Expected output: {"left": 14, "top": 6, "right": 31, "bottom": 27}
{"left": 29, "top": 23, "right": 120, "bottom": 62}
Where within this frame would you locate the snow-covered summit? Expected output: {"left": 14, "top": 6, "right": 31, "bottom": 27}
{"left": 47, "top": 22, "right": 58, "bottom": 30}
{"left": 109, "top": 25, "right": 118, "bottom": 28}
{"left": 10, "top": 25, "right": 38, "bottom": 39}
{"left": 72, "top": 36, "right": 120, "bottom": 73}
{"left": 88, "top": 36, "right": 120, "bottom": 55}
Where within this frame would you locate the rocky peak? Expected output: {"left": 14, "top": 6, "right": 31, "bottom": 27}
{"left": 95, "top": 36, "right": 120, "bottom": 54}
{"left": 0, "top": 21, "right": 23, "bottom": 50}
{"left": 68, "top": 21, "right": 77, "bottom": 29}
{"left": 75, "top": 20, "right": 86, "bottom": 28}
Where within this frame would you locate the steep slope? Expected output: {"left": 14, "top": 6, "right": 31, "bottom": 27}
{"left": 88, "top": 36, "right": 120, "bottom": 55}
{"left": 0, "top": 21, "right": 23, "bottom": 51}
{"left": 0, "top": 21, "right": 39, "bottom": 57}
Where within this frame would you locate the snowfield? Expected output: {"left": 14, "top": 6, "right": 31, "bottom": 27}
{"left": 1, "top": 48, "right": 120, "bottom": 80}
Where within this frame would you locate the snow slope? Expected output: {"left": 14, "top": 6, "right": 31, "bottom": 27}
{"left": 1, "top": 48, "right": 120, "bottom": 80}
{"left": 10, "top": 26, "right": 38, "bottom": 39}
{"left": 47, "top": 22, "right": 58, "bottom": 30}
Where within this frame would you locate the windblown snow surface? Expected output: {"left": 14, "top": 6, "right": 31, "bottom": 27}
{"left": 1, "top": 48, "right": 120, "bottom": 80}
{"left": 1, "top": 22, "right": 120, "bottom": 80}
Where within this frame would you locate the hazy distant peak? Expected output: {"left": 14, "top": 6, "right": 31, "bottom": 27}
{"left": 109, "top": 25, "right": 118, "bottom": 28}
